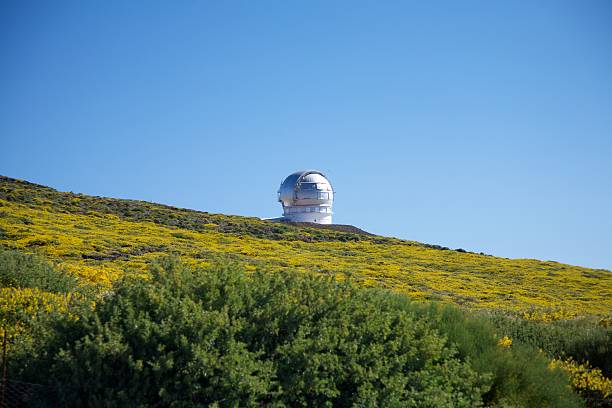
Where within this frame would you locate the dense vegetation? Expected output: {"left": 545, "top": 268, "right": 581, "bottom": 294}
{"left": 482, "top": 311, "right": 611, "bottom": 378}
{"left": 1, "top": 176, "right": 609, "bottom": 316}
{"left": 0, "top": 175, "right": 610, "bottom": 406}
{"left": 8, "top": 256, "right": 582, "bottom": 407}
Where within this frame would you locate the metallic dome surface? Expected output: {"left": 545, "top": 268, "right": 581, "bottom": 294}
{"left": 277, "top": 170, "right": 334, "bottom": 224}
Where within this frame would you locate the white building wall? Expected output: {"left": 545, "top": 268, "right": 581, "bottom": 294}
{"left": 283, "top": 212, "right": 332, "bottom": 224}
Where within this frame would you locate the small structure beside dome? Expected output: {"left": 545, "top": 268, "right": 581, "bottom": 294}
{"left": 273, "top": 170, "right": 334, "bottom": 224}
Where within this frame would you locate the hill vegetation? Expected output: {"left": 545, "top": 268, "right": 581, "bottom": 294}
{"left": 0, "top": 252, "right": 585, "bottom": 407}
{"left": 1, "top": 176, "right": 609, "bottom": 316}
{"left": 0, "top": 175, "right": 610, "bottom": 406}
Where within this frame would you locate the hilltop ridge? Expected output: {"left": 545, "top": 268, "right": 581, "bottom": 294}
{"left": 0, "top": 175, "right": 610, "bottom": 317}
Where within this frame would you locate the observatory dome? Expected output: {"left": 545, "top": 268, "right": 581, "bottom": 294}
{"left": 277, "top": 170, "right": 334, "bottom": 224}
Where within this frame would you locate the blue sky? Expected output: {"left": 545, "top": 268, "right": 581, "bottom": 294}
{"left": 1, "top": 1, "right": 611, "bottom": 270}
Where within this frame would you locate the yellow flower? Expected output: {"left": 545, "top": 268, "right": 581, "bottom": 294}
{"left": 497, "top": 336, "right": 512, "bottom": 348}
{"left": 550, "top": 358, "right": 612, "bottom": 398}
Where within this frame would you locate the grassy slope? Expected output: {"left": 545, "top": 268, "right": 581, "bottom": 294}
{"left": 0, "top": 175, "right": 610, "bottom": 318}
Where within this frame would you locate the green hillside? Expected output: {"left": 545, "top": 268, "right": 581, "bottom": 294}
{"left": 0, "top": 175, "right": 609, "bottom": 317}
{"left": 1, "top": 175, "right": 610, "bottom": 406}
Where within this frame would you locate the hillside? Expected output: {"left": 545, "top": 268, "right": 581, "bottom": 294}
{"left": 0, "top": 175, "right": 609, "bottom": 317}
{"left": 1, "top": 175, "right": 611, "bottom": 406}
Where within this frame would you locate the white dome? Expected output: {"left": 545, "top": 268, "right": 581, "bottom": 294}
{"left": 277, "top": 170, "right": 334, "bottom": 224}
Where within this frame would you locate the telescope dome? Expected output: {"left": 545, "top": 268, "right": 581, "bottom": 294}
{"left": 277, "top": 170, "right": 334, "bottom": 224}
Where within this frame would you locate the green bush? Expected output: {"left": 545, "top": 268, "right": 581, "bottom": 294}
{"left": 482, "top": 310, "right": 611, "bottom": 377}
{"left": 14, "top": 259, "right": 583, "bottom": 407}
{"left": 411, "top": 304, "right": 583, "bottom": 407}
{"left": 0, "top": 247, "right": 78, "bottom": 292}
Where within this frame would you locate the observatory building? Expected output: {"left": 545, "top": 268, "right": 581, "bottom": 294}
{"left": 277, "top": 170, "right": 334, "bottom": 224}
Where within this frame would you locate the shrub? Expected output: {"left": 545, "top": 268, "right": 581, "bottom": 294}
{"left": 0, "top": 247, "right": 78, "bottom": 293}
{"left": 397, "top": 302, "right": 583, "bottom": 407}
{"left": 14, "top": 259, "right": 583, "bottom": 407}
{"left": 18, "top": 259, "right": 486, "bottom": 407}
{"left": 482, "top": 310, "right": 612, "bottom": 377}
{"left": 550, "top": 358, "right": 612, "bottom": 407}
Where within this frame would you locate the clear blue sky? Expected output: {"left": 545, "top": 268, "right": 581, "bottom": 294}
{"left": 1, "top": 1, "right": 611, "bottom": 270}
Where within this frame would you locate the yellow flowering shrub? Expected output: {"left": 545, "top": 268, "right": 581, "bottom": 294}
{"left": 58, "top": 263, "right": 121, "bottom": 288}
{"left": 497, "top": 336, "right": 512, "bottom": 348}
{"left": 522, "top": 309, "right": 580, "bottom": 322}
{"left": 0, "top": 287, "right": 69, "bottom": 338}
{"left": 0, "top": 176, "right": 610, "bottom": 322}
{"left": 550, "top": 358, "right": 612, "bottom": 400}
{"left": 1, "top": 197, "right": 609, "bottom": 319}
